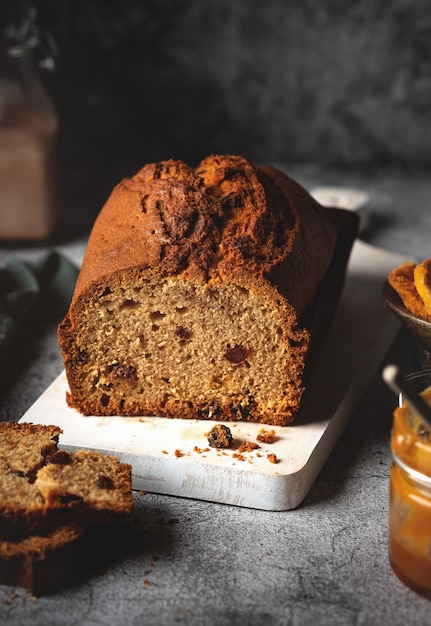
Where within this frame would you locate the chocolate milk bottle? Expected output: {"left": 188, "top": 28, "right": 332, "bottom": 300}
{"left": 0, "top": 1, "right": 58, "bottom": 240}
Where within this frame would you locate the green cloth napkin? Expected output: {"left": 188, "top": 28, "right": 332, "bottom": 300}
{"left": 0, "top": 251, "right": 79, "bottom": 360}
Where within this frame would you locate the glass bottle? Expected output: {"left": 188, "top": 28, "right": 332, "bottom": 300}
{"left": 389, "top": 369, "right": 431, "bottom": 598}
{"left": 0, "top": 0, "right": 58, "bottom": 240}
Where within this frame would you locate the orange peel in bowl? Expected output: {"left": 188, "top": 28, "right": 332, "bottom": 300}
{"left": 414, "top": 259, "right": 431, "bottom": 313}
{"left": 388, "top": 261, "right": 431, "bottom": 322}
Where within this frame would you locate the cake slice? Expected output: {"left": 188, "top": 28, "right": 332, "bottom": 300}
{"left": 1, "top": 523, "right": 89, "bottom": 595}
{"left": 0, "top": 421, "right": 133, "bottom": 594}
{"left": 0, "top": 421, "right": 134, "bottom": 536}
{"left": 0, "top": 521, "right": 128, "bottom": 596}
{"left": 59, "top": 154, "right": 358, "bottom": 425}
{"left": 35, "top": 449, "right": 134, "bottom": 522}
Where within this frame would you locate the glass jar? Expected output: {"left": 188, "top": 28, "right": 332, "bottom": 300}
{"left": 0, "top": 0, "right": 58, "bottom": 240}
{"left": 389, "top": 369, "right": 431, "bottom": 598}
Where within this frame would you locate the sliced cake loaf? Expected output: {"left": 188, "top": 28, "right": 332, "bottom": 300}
{"left": 58, "top": 154, "right": 358, "bottom": 425}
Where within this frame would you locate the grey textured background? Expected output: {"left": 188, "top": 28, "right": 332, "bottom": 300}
{"left": 36, "top": 0, "right": 431, "bottom": 180}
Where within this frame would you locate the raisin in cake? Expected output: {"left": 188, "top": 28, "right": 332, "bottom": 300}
{"left": 59, "top": 154, "right": 358, "bottom": 425}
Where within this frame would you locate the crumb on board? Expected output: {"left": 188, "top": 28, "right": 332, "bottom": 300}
{"left": 194, "top": 445, "right": 210, "bottom": 454}
{"left": 257, "top": 428, "right": 277, "bottom": 444}
{"left": 238, "top": 440, "right": 260, "bottom": 453}
{"left": 155, "top": 428, "right": 280, "bottom": 463}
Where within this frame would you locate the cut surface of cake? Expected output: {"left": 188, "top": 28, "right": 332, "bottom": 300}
{"left": 59, "top": 154, "right": 358, "bottom": 425}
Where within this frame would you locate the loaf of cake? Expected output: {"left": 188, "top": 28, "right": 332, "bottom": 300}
{"left": 0, "top": 421, "right": 133, "bottom": 594}
{"left": 59, "top": 154, "right": 358, "bottom": 426}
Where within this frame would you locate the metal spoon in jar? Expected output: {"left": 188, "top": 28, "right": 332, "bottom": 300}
{"left": 382, "top": 364, "right": 431, "bottom": 429}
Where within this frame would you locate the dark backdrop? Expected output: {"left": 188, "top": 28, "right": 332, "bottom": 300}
{"left": 34, "top": 0, "right": 431, "bottom": 219}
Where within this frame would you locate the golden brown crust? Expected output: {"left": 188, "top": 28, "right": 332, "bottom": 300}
{"left": 69, "top": 155, "right": 336, "bottom": 318}
{"left": 257, "top": 164, "right": 338, "bottom": 315}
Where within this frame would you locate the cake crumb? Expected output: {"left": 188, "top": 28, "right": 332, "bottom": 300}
{"left": 267, "top": 453, "right": 278, "bottom": 464}
{"left": 143, "top": 579, "right": 151, "bottom": 587}
{"left": 257, "top": 428, "right": 277, "bottom": 444}
{"left": 207, "top": 424, "right": 233, "bottom": 448}
{"left": 238, "top": 440, "right": 259, "bottom": 453}
{"left": 232, "top": 452, "right": 245, "bottom": 461}
{"left": 174, "top": 449, "right": 182, "bottom": 458}
{"left": 161, "top": 450, "right": 168, "bottom": 455}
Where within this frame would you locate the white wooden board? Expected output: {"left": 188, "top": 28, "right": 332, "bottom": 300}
{"left": 20, "top": 240, "right": 408, "bottom": 510}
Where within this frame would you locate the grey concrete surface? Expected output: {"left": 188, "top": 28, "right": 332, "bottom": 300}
{"left": 0, "top": 166, "right": 430, "bottom": 625}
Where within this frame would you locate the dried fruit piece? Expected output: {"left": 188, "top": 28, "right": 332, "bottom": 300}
{"left": 175, "top": 325, "right": 193, "bottom": 340}
{"left": 414, "top": 259, "right": 431, "bottom": 313}
{"left": 206, "top": 424, "right": 233, "bottom": 448}
{"left": 96, "top": 475, "right": 114, "bottom": 490}
{"left": 223, "top": 344, "right": 250, "bottom": 364}
{"left": 109, "top": 363, "right": 138, "bottom": 382}
{"left": 48, "top": 450, "right": 72, "bottom": 466}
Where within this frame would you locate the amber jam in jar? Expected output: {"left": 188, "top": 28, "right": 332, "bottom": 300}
{"left": 389, "top": 371, "right": 431, "bottom": 598}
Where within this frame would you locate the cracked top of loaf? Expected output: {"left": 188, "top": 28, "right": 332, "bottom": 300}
{"left": 73, "top": 154, "right": 338, "bottom": 318}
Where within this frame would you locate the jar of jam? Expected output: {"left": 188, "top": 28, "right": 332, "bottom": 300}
{"left": 389, "top": 369, "right": 431, "bottom": 598}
